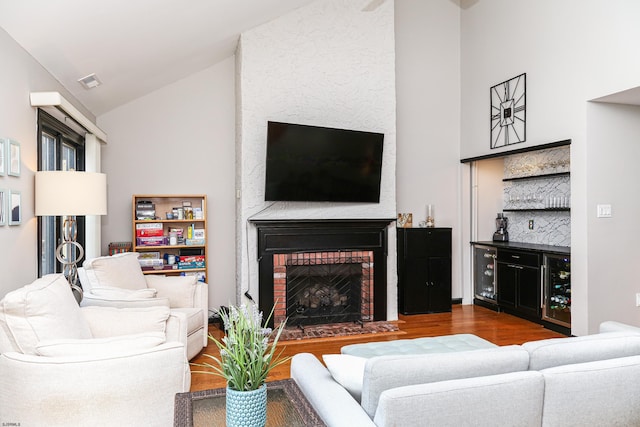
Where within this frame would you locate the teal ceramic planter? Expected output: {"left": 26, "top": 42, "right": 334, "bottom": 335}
{"left": 226, "top": 384, "right": 267, "bottom": 427}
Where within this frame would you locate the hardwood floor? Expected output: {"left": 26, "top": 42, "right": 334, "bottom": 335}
{"left": 189, "top": 304, "right": 565, "bottom": 392}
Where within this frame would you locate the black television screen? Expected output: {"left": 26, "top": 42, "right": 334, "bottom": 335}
{"left": 264, "top": 121, "right": 384, "bottom": 203}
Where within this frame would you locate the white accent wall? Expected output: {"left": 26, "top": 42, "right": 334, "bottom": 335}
{"left": 0, "top": 27, "right": 94, "bottom": 296}
{"left": 98, "top": 59, "right": 238, "bottom": 309}
{"left": 236, "top": 0, "right": 398, "bottom": 317}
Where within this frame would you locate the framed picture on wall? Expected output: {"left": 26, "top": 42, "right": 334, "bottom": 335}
{"left": 0, "top": 189, "right": 6, "bottom": 226}
{"left": 9, "top": 190, "right": 21, "bottom": 225}
{"left": 8, "top": 140, "right": 20, "bottom": 177}
{"left": 0, "top": 139, "right": 5, "bottom": 176}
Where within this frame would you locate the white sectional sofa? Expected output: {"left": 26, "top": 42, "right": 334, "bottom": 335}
{"left": 291, "top": 322, "right": 640, "bottom": 427}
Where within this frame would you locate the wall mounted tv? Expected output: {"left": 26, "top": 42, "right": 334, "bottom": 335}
{"left": 264, "top": 121, "right": 384, "bottom": 203}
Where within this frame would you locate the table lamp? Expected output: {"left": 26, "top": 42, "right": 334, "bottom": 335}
{"left": 35, "top": 171, "right": 107, "bottom": 303}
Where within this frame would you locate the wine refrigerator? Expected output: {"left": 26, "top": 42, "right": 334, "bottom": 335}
{"left": 542, "top": 253, "right": 571, "bottom": 328}
{"left": 473, "top": 245, "right": 498, "bottom": 307}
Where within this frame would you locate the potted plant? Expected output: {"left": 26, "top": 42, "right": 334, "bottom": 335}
{"left": 193, "top": 303, "right": 289, "bottom": 427}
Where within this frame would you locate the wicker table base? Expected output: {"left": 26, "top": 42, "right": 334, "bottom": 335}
{"left": 174, "top": 379, "right": 326, "bottom": 427}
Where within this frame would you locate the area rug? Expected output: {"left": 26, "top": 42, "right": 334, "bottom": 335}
{"left": 278, "top": 321, "right": 400, "bottom": 342}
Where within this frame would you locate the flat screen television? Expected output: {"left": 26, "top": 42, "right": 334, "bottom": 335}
{"left": 264, "top": 121, "right": 384, "bottom": 203}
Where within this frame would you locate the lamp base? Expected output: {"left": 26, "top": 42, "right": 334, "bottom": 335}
{"left": 56, "top": 238, "right": 84, "bottom": 304}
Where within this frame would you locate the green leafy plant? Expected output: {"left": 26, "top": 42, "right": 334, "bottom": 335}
{"left": 192, "top": 303, "right": 290, "bottom": 391}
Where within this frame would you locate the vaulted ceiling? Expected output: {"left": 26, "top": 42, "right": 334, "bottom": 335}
{"left": 0, "top": 0, "right": 316, "bottom": 116}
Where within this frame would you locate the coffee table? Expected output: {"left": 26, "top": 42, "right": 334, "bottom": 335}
{"left": 174, "top": 379, "right": 326, "bottom": 427}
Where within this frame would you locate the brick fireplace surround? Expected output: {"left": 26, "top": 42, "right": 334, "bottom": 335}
{"left": 252, "top": 219, "right": 394, "bottom": 327}
{"left": 272, "top": 250, "right": 374, "bottom": 326}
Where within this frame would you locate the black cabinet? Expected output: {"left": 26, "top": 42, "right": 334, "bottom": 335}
{"left": 397, "top": 228, "right": 452, "bottom": 314}
{"left": 496, "top": 249, "right": 541, "bottom": 320}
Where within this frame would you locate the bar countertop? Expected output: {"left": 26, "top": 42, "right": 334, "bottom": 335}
{"left": 471, "top": 240, "right": 570, "bottom": 256}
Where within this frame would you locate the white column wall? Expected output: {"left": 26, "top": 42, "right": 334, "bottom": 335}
{"left": 236, "top": 0, "right": 398, "bottom": 317}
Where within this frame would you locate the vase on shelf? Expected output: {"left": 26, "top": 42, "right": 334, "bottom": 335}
{"left": 226, "top": 383, "right": 267, "bottom": 427}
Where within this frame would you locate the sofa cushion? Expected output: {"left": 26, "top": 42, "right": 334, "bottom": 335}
{"left": 373, "top": 371, "right": 544, "bottom": 427}
{"left": 360, "top": 345, "right": 530, "bottom": 418}
{"left": 322, "top": 354, "right": 367, "bottom": 401}
{"left": 523, "top": 331, "right": 640, "bottom": 371}
{"left": 541, "top": 355, "right": 640, "bottom": 426}
{"left": 145, "top": 275, "right": 197, "bottom": 308}
{"left": 80, "top": 306, "right": 170, "bottom": 338}
{"left": 82, "top": 252, "right": 148, "bottom": 291}
{"left": 0, "top": 274, "right": 93, "bottom": 354}
{"left": 35, "top": 332, "right": 166, "bottom": 357}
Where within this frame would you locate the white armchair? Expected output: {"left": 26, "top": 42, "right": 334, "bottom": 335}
{"left": 78, "top": 252, "right": 209, "bottom": 360}
{"left": 0, "top": 274, "right": 190, "bottom": 426}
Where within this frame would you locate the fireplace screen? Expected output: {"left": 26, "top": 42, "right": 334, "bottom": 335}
{"left": 286, "top": 260, "right": 364, "bottom": 326}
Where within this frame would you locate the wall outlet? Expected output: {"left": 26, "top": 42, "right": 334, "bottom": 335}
{"left": 528, "top": 219, "right": 534, "bottom": 230}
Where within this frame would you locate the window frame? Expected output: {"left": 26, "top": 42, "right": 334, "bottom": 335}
{"left": 37, "top": 109, "right": 86, "bottom": 277}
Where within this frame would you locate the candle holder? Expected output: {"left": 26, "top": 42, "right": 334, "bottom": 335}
{"left": 426, "top": 204, "right": 435, "bottom": 228}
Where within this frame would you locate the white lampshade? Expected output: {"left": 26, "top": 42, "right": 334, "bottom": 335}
{"left": 35, "top": 171, "right": 107, "bottom": 216}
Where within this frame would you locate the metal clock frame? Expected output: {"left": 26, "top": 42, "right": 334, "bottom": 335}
{"left": 490, "top": 73, "right": 526, "bottom": 149}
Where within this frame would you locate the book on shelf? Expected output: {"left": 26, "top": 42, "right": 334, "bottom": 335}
{"left": 141, "top": 264, "right": 178, "bottom": 272}
{"left": 182, "top": 271, "right": 206, "bottom": 282}
{"left": 138, "top": 258, "right": 163, "bottom": 268}
{"left": 185, "top": 238, "right": 205, "bottom": 246}
{"left": 178, "top": 261, "right": 206, "bottom": 269}
{"left": 178, "top": 255, "right": 205, "bottom": 263}
{"left": 138, "top": 251, "right": 160, "bottom": 259}
{"left": 136, "top": 223, "right": 163, "bottom": 230}
{"left": 108, "top": 241, "right": 132, "bottom": 255}
{"left": 136, "top": 228, "right": 164, "bottom": 237}
{"left": 136, "top": 236, "right": 168, "bottom": 246}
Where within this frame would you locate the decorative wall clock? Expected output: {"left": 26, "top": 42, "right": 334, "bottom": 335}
{"left": 490, "top": 73, "right": 526, "bottom": 149}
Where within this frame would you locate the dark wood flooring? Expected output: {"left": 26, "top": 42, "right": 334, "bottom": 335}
{"left": 189, "top": 304, "right": 565, "bottom": 392}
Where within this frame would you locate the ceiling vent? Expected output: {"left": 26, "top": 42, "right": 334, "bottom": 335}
{"left": 77, "top": 73, "right": 102, "bottom": 89}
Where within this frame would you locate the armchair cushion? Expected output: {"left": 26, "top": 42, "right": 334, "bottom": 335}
{"left": 35, "top": 332, "right": 166, "bottom": 357}
{"left": 80, "top": 306, "right": 171, "bottom": 338}
{"left": 82, "top": 252, "right": 147, "bottom": 291}
{"left": 90, "top": 286, "right": 157, "bottom": 299}
{"left": 145, "top": 275, "right": 197, "bottom": 308}
{"left": 0, "top": 274, "right": 92, "bottom": 354}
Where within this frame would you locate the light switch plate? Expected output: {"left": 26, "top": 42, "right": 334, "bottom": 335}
{"left": 597, "top": 204, "right": 612, "bottom": 218}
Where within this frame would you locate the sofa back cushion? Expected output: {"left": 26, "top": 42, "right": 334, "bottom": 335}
{"left": 360, "top": 345, "right": 530, "bottom": 418}
{"left": 374, "top": 371, "right": 544, "bottom": 427}
{"left": 541, "top": 355, "right": 640, "bottom": 426}
{"left": 523, "top": 331, "right": 640, "bottom": 371}
{"left": 0, "top": 274, "right": 92, "bottom": 354}
{"left": 82, "top": 252, "right": 147, "bottom": 291}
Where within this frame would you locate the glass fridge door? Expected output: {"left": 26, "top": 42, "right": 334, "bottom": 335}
{"left": 474, "top": 245, "right": 497, "bottom": 303}
{"left": 543, "top": 254, "right": 571, "bottom": 327}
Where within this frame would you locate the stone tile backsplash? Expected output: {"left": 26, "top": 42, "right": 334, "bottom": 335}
{"left": 502, "top": 146, "right": 570, "bottom": 247}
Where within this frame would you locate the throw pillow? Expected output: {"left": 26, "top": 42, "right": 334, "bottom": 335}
{"left": 0, "top": 274, "right": 92, "bottom": 354}
{"left": 82, "top": 252, "right": 148, "bottom": 291}
{"left": 145, "top": 275, "right": 197, "bottom": 308}
{"left": 36, "top": 332, "right": 166, "bottom": 357}
{"left": 80, "top": 305, "right": 171, "bottom": 338}
{"left": 322, "top": 354, "right": 367, "bottom": 402}
{"left": 90, "top": 287, "right": 157, "bottom": 299}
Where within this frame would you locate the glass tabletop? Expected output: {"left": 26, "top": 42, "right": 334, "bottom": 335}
{"left": 175, "top": 379, "right": 326, "bottom": 427}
